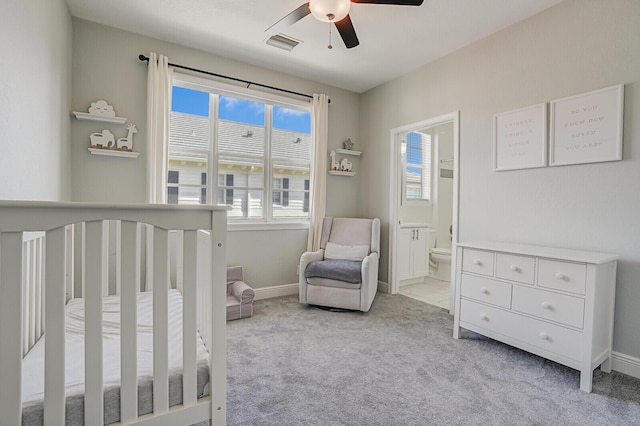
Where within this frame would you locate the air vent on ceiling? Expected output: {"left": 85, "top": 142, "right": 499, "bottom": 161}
{"left": 265, "top": 34, "right": 301, "bottom": 51}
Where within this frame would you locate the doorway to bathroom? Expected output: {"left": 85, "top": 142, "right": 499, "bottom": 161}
{"left": 388, "top": 112, "right": 459, "bottom": 314}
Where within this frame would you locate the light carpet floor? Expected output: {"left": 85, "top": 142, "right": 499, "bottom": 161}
{"left": 216, "top": 293, "right": 640, "bottom": 425}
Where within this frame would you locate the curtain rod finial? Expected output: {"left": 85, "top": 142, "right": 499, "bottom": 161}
{"left": 138, "top": 54, "right": 149, "bottom": 62}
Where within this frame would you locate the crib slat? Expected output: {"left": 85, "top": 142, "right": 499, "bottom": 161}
{"left": 44, "top": 227, "right": 67, "bottom": 425}
{"left": 120, "top": 221, "right": 139, "bottom": 423}
{"left": 35, "top": 236, "right": 44, "bottom": 340}
{"left": 153, "top": 227, "right": 170, "bottom": 414}
{"left": 0, "top": 232, "right": 24, "bottom": 425}
{"left": 210, "top": 212, "right": 228, "bottom": 423}
{"left": 22, "top": 238, "right": 30, "bottom": 355}
{"left": 84, "top": 221, "right": 105, "bottom": 425}
{"left": 65, "top": 225, "right": 74, "bottom": 301}
{"left": 182, "top": 230, "right": 198, "bottom": 406}
{"left": 102, "top": 221, "right": 110, "bottom": 297}
{"left": 115, "top": 221, "right": 122, "bottom": 295}
{"left": 28, "top": 240, "right": 36, "bottom": 348}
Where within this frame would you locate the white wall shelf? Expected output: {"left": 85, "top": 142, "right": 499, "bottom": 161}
{"left": 328, "top": 170, "right": 356, "bottom": 177}
{"left": 335, "top": 149, "right": 362, "bottom": 156}
{"left": 88, "top": 148, "right": 139, "bottom": 159}
{"left": 329, "top": 149, "right": 361, "bottom": 176}
{"left": 73, "top": 111, "right": 127, "bottom": 125}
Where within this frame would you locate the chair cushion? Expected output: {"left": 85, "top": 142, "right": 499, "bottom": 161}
{"left": 327, "top": 218, "right": 373, "bottom": 247}
{"left": 305, "top": 259, "right": 362, "bottom": 284}
{"left": 324, "top": 242, "right": 369, "bottom": 261}
{"left": 307, "top": 277, "right": 361, "bottom": 290}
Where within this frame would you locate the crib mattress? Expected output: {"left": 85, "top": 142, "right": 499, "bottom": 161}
{"left": 21, "top": 289, "right": 210, "bottom": 425}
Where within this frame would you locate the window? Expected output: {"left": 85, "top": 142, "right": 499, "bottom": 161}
{"left": 168, "top": 77, "right": 312, "bottom": 224}
{"left": 403, "top": 131, "right": 432, "bottom": 203}
{"left": 218, "top": 174, "right": 234, "bottom": 206}
{"left": 272, "top": 177, "right": 291, "bottom": 207}
{"left": 168, "top": 170, "right": 179, "bottom": 204}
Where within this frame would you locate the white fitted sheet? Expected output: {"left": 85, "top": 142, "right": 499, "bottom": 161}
{"left": 21, "top": 289, "right": 210, "bottom": 425}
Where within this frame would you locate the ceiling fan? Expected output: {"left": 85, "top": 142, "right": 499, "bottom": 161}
{"left": 265, "top": 0, "right": 424, "bottom": 49}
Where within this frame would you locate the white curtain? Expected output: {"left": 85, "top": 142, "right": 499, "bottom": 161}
{"left": 307, "top": 93, "right": 329, "bottom": 251}
{"left": 146, "top": 52, "right": 173, "bottom": 203}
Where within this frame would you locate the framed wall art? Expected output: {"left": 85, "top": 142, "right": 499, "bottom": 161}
{"left": 493, "top": 103, "right": 547, "bottom": 171}
{"left": 549, "top": 84, "right": 624, "bottom": 166}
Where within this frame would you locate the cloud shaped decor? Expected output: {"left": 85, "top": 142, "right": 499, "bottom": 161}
{"left": 88, "top": 100, "right": 116, "bottom": 117}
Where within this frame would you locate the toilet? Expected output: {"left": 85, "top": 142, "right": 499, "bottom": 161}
{"left": 429, "top": 247, "right": 452, "bottom": 281}
{"left": 428, "top": 225, "right": 452, "bottom": 281}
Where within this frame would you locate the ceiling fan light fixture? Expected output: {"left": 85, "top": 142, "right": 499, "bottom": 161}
{"left": 309, "top": 0, "right": 351, "bottom": 23}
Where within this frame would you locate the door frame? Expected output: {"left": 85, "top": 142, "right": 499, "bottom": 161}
{"left": 388, "top": 111, "right": 460, "bottom": 314}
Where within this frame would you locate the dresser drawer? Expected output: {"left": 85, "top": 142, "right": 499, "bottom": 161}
{"left": 496, "top": 253, "right": 535, "bottom": 285}
{"left": 459, "top": 299, "right": 582, "bottom": 362}
{"left": 461, "top": 274, "right": 511, "bottom": 308}
{"left": 512, "top": 286, "right": 585, "bottom": 329}
{"left": 538, "top": 259, "right": 586, "bottom": 295}
{"left": 462, "top": 249, "right": 494, "bottom": 276}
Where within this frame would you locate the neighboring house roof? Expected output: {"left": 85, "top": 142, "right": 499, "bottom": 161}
{"left": 169, "top": 112, "right": 311, "bottom": 165}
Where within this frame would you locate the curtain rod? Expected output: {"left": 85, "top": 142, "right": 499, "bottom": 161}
{"left": 138, "top": 54, "right": 329, "bottom": 103}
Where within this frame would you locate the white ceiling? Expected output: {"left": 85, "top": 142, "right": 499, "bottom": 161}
{"left": 66, "top": 0, "right": 565, "bottom": 93}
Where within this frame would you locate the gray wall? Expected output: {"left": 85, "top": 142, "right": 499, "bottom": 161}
{"left": 0, "top": 0, "right": 72, "bottom": 201}
{"left": 359, "top": 0, "right": 640, "bottom": 357}
{"left": 70, "top": 19, "right": 362, "bottom": 288}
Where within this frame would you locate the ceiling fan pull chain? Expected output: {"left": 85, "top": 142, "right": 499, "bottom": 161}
{"left": 326, "top": 12, "right": 335, "bottom": 49}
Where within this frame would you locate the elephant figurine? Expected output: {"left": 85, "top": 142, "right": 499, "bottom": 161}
{"left": 340, "top": 158, "right": 353, "bottom": 172}
{"left": 90, "top": 129, "right": 115, "bottom": 149}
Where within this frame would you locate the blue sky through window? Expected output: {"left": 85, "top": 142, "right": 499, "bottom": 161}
{"left": 172, "top": 86, "right": 209, "bottom": 117}
{"left": 274, "top": 106, "right": 310, "bottom": 133}
{"left": 406, "top": 132, "right": 422, "bottom": 165}
{"left": 172, "top": 86, "right": 310, "bottom": 133}
{"left": 219, "top": 95, "right": 264, "bottom": 126}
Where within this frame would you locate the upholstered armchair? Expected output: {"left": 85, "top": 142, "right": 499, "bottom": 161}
{"left": 226, "top": 266, "right": 254, "bottom": 320}
{"left": 299, "top": 217, "right": 381, "bottom": 312}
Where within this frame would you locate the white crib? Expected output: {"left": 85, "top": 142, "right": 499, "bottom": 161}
{"left": 0, "top": 201, "right": 228, "bottom": 425}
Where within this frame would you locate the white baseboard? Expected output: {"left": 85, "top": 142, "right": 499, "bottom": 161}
{"left": 254, "top": 283, "right": 298, "bottom": 300}
{"left": 612, "top": 351, "right": 640, "bottom": 380}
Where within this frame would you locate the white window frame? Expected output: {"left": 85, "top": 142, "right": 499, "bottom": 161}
{"left": 402, "top": 131, "right": 433, "bottom": 206}
{"left": 170, "top": 72, "right": 312, "bottom": 229}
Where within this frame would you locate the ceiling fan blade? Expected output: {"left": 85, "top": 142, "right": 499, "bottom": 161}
{"left": 265, "top": 2, "right": 311, "bottom": 34}
{"left": 335, "top": 14, "right": 359, "bottom": 49}
{"left": 351, "top": 0, "right": 424, "bottom": 5}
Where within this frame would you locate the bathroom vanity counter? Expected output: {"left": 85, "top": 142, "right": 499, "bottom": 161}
{"left": 399, "top": 222, "right": 430, "bottom": 229}
{"left": 453, "top": 241, "right": 618, "bottom": 392}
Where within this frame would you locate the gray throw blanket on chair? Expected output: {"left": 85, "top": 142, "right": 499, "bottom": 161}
{"left": 304, "top": 259, "right": 362, "bottom": 283}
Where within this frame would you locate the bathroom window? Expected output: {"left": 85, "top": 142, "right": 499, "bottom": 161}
{"left": 402, "top": 131, "right": 432, "bottom": 204}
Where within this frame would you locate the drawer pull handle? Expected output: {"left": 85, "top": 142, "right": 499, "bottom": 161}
{"left": 510, "top": 265, "right": 520, "bottom": 272}
{"left": 480, "top": 313, "right": 488, "bottom": 321}
{"left": 539, "top": 332, "right": 549, "bottom": 340}
{"left": 480, "top": 287, "right": 489, "bottom": 295}
{"left": 555, "top": 272, "right": 566, "bottom": 280}
{"left": 541, "top": 302, "right": 551, "bottom": 310}
{"left": 473, "top": 259, "right": 483, "bottom": 266}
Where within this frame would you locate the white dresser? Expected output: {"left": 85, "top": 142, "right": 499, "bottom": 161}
{"left": 453, "top": 241, "right": 618, "bottom": 392}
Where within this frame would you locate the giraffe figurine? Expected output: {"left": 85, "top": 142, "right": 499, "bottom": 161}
{"left": 117, "top": 123, "right": 137, "bottom": 151}
{"left": 330, "top": 150, "right": 339, "bottom": 171}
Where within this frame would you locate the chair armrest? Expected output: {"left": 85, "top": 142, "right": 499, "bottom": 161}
{"left": 360, "top": 252, "right": 379, "bottom": 312}
{"left": 299, "top": 249, "right": 325, "bottom": 303}
{"left": 300, "top": 249, "right": 325, "bottom": 275}
{"left": 230, "top": 281, "right": 254, "bottom": 304}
